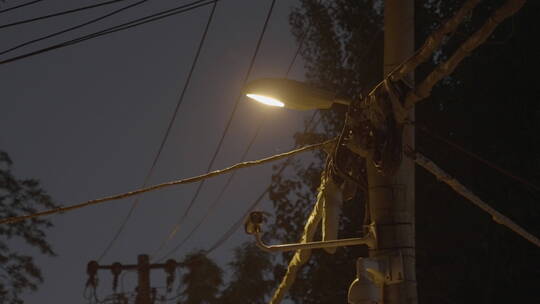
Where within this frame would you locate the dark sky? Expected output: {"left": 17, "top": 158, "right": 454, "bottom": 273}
{"left": 0, "top": 0, "right": 314, "bottom": 302}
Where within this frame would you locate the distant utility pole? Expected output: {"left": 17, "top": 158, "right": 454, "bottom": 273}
{"left": 86, "top": 254, "right": 179, "bottom": 304}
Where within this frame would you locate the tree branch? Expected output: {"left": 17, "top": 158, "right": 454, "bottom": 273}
{"left": 404, "top": 0, "right": 526, "bottom": 109}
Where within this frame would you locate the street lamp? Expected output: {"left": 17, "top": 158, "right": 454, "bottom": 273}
{"left": 243, "top": 78, "right": 351, "bottom": 110}
{"left": 243, "top": 77, "right": 412, "bottom": 304}
{"left": 243, "top": 78, "right": 378, "bottom": 250}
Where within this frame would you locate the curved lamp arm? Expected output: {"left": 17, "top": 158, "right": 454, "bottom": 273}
{"left": 245, "top": 211, "right": 377, "bottom": 253}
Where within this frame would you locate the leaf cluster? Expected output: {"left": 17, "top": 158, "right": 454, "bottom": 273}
{"left": 175, "top": 244, "right": 275, "bottom": 304}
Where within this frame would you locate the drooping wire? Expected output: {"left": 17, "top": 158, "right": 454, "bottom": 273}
{"left": 203, "top": 111, "right": 321, "bottom": 257}
{"left": 158, "top": 187, "right": 277, "bottom": 298}
{"left": 415, "top": 122, "right": 540, "bottom": 194}
{"left": 152, "top": 0, "right": 278, "bottom": 256}
{"left": 0, "top": 0, "right": 44, "bottom": 14}
{"left": 201, "top": 23, "right": 311, "bottom": 218}
{"left": 154, "top": 22, "right": 312, "bottom": 261}
{"left": 0, "top": 0, "right": 218, "bottom": 66}
{"left": 154, "top": 112, "right": 321, "bottom": 263}
{"left": 0, "top": 0, "right": 149, "bottom": 56}
{"left": 0, "top": 0, "right": 130, "bottom": 30}
{"left": 96, "top": 1, "right": 218, "bottom": 262}
{"left": 284, "top": 25, "right": 309, "bottom": 77}
{"left": 205, "top": 183, "right": 270, "bottom": 255}
{"left": 1, "top": 139, "right": 333, "bottom": 225}
{"left": 155, "top": 120, "right": 266, "bottom": 261}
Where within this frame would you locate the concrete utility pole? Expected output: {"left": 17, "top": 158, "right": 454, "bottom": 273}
{"left": 367, "top": 1, "right": 417, "bottom": 303}
{"left": 86, "top": 254, "right": 179, "bottom": 304}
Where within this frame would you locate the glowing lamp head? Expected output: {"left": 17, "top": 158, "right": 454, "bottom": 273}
{"left": 243, "top": 78, "right": 350, "bottom": 110}
{"left": 246, "top": 94, "right": 285, "bottom": 108}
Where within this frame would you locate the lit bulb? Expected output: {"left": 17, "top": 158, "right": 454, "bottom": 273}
{"left": 246, "top": 94, "right": 285, "bottom": 107}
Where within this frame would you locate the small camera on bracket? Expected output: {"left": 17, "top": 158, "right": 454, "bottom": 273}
{"left": 244, "top": 211, "right": 266, "bottom": 235}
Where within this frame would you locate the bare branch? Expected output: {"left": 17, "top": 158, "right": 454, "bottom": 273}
{"left": 391, "top": 0, "right": 483, "bottom": 81}
{"left": 405, "top": 0, "right": 526, "bottom": 109}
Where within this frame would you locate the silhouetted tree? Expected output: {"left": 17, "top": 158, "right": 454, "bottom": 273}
{"left": 0, "top": 151, "right": 58, "bottom": 304}
{"left": 219, "top": 242, "right": 274, "bottom": 304}
{"left": 179, "top": 251, "right": 222, "bottom": 304}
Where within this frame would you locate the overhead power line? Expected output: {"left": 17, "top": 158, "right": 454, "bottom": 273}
{"left": 204, "top": 182, "right": 269, "bottom": 255}
{"left": 284, "top": 26, "right": 309, "bottom": 76}
{"left": 0, "top": 139, "right": 335, "bottom": 225}
{"left": 410, "top": 150, "right": 540, "bottom": 248}
{"left": 96, "top": 1, "right": 219, "bottom": 262}
{"left": 197, "top": 23, "right": 311, "bottom": 223}
{"left": 416, "top": 123, "right": 540, "bottom": 194}
{"left": 0, "top": 0, "right": 218, "bottom": 65}
{"left": 155, "top": 23, "right": 313, "bottom": 261}
{"left": 0, "top": 0, "right": 44, "bottom": 14}
{"left": 154, "top": 120, "right": 266, "bottom": 261}
{"left": 166, "top": 150, "right": 305, "bottom": 263}
{"left": 153, "top": 0, "right": 277, "bottom": 254}
{"left": 197, "top": 112, "right": 322, "bottom": 260}
{"left": 157, "top": 177, "right": 273, "bottom": 263}
{"left": 154, "top": 185, "right": 270, "bottom": 281}
{"left": 156, "top": 111, "right": 321, "bottom": 262}
{"left": 155, "top": 180, "right": 284, "bottom": 303}
{"left": 0, "top": 0, "right": 149, "bottom": 56}
{"left": 0, "top": 0, "right": 131, "bottom": 30}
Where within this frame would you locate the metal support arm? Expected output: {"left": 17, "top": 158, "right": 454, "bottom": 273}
{"left": 254, "top": 231, "right": 376, "bottom": 253}
{"left": 245, "top": 211, "right": 377, "bottom": 253}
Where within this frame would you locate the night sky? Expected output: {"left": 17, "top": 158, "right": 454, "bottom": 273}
{"left": 0, "top": 0, "right": 314, "bottom": 302}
